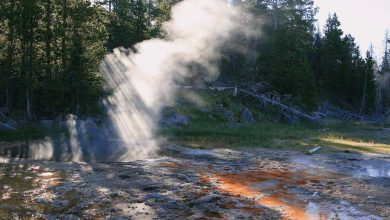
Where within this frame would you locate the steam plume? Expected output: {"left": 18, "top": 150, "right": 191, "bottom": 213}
{"left": 101, "top": 0, "right": 243, "bottom": 161}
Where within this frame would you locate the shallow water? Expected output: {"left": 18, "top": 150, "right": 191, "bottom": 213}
{"left": 292, "top": 154, "right": 390, "bottom": 178}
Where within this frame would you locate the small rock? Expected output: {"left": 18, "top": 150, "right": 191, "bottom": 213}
{"left": 118, "top": 174, "right": 131, "bottom": 179}
{"left": 160, "top": 107, "right": 190, "bottom": 127}
{"left": 82, "top": 209, "right": 100, "bottom": 218}
{"left": 5, "top": 119, "right": 17, "bottom": 128}
{"left": 241, "top": 108, "right": 254, "bottom": 122}
{"left": 110, "top": 190, "right": 128, "bottom": 198}
{"left": 62, "top": 214, "right": 80, "bottom": 220}
{"left": 53, "top": 200, "right": 69, "bottom": 209}
{"left": 68, "top": 205, "right": 83, "bottom": 213}
{"left": 222, "top": 111, "right": 234, "bottom": 123}
{"left": 145, "top": 193, "right": 163, "bottom": 201}
{"left": 110, "top": 208, "right": 122, "bottom": 212}
{"left": 36, "top": 198, "right": 51, "bottom": 204}
{"left": 319, "top": 128, "right": 330, "bottom": 132}
{"left": 174, "top": 115, "right": 190, "bottom": 126}
{"left": 38, "top": 172, "right": 54, "bottom": 177}
{"left": 0, "top": 120, "right": 17, "bottom": 130}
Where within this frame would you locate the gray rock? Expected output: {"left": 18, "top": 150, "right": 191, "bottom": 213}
{"left": 82, "top": 208, "right": 100, "bottom": 218}
{"left": 110, "top": 207, "right": 122, "bottom": 212}
{"left": 36, "top": 198, "right": 51, "bottom": 204}
{"left": 160, "top": 107, "right": 190, "bottom": 127}
{"left": 0, "top": 121, "right": 16, "bottom": 130}
{"left": 53, "top": 200, "right": 69, "bottom": 209}
{"left": 105, "top": 217, "right": 127, "bottom": 220}
{"left": 241, "top": 108, "right": 254, "bottom": 123}
{"left": 5, "top": 119, "right": 17, "bottom": 128}
{"left": 172, "top": 115, "right": 190, "bottom": 126}
{"left": 222, "top": 111, "right": 234, "bottom": 122}
{"left": 43, "top": 215, "right": 57, "bottom": 220}
{"left": 68, "top": 205, "right": 83, "bottom": 213}
{"left": 62, "top": 214, "right": 80, "bottom": 220}
{"left": 144, "top": 193, "right": 164, "bottom": 201}
{"left": 160, "top": 106, "right": 177, "bottom": 118}
{"left": 208, "top": 114, "right": 216, "bottom": 120}
{"left": 110, "top": 190, "right": 129, "bottom": 198}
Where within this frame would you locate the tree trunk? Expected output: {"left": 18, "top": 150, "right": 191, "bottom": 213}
{"left": 5, "top": 0, "right": 16, "bottom": 110}
{"left": 22, "top": 0, "right": 35, "bottom": 120}
{"left": 360, "top": 68, "right": 368, "bottom": 115}
{"left": 61, "top": 0, "right": 68, "bottom": 67}
{"left": 45, "top": 0, "right": 52, "bottom": 79}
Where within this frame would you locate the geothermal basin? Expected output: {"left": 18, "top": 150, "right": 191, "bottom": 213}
{"left": 0, "top": 143, "right": 389, "bottom": 219}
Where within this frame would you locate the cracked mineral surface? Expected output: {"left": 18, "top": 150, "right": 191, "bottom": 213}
{"left": 0, "top": 146, "right": 389, "bottom": 219}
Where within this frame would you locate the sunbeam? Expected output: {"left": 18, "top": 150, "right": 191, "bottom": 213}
{"left": 100, "top": 0, "right": 243, "bottom": 162}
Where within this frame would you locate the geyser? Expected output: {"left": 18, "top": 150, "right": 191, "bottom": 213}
{"left": 100, "top": 0, "right": 244, "bottom": 162}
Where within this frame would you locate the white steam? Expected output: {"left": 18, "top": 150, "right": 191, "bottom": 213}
{"left": 101, "top": 0, "right": 243, "bottom": 161}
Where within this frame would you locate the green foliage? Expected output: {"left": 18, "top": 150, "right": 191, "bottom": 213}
{"left": 256, "top": 0, "right": 318, "bottom": 110}
{"left": 0, "top": 0, "right": 181, "bottom": 118}
{"left": 0, "top": 123, "right": 67, "bottom": 142}
{"left": 0, "top": 0, "right": 381, "bottom": 118}
{"left": 219, "top": 2, "right": 378, "bottom": 113}
{"left": 0, "top": 0, "right": 110, "bottom": 118}
{"left": 316, "top": 14, "right": 377, "bottom": 113}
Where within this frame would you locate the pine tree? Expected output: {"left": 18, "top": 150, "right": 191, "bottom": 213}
{"left": 258, "top": 0, "right": 318, "bottom": 109}
{"left": 320, "top": 14, "right": 346, "bottom": 103}
{"left": 129, "top": 0, "right": 148, "bottom": 45}
{"left": 360, "top": 51, "right": 377, "bottom": 113}
{"left": 320, "top": 14, "right": 377, "bottom": 112}
{"left": 310, "top": 30, "right": 322, "bottom": 90}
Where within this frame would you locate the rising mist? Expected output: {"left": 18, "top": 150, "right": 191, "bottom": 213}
{"left": 100, "top": 0, "right": 244, "bottom": 161}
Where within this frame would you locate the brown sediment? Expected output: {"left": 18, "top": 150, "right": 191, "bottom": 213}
{"left": 319, "top": 212, "right": 328, "bottom": 220}
{"left": 205, "top": 211, "right": 224, "bottom": 219}
{"left": 201, "top": 169, "right": 324, "bottom": 220}
{"left": 218, "top": 202, "right": 235, "bottom": 209}
{"left": 160, "top": 162, "right": 182, "bottom": 169}
{"left": 239, "top": 201, "right": 264, "bottom": 215}
{"left": 258, "top": 195, "right": 307, "bottom": 220}
{"left": 175, "top": 210, "right": 193, "bottom": 218}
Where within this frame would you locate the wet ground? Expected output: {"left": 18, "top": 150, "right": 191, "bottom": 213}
{"left": 0, "top": 146, "right": 389, "bottom": 219}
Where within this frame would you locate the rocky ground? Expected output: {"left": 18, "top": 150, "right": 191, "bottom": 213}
{"left": 0, "top": 146, "right": 389, "bottom": 220}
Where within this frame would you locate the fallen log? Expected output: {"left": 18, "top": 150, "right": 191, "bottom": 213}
{"left": 0, "top": 122, "right": 17, "bottom": 130}
{"left": 176, "top": 85, "right": 319, "bottom": 122}
{"left": 307, "top": 146, "right": 322, "bottom": 155}
{"left": 239, "top": 89, "right": 319, "bottom": 122}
